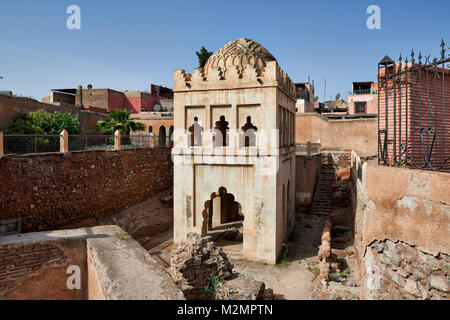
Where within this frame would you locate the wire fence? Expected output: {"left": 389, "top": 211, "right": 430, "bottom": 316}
{"left": 3, "top": 134, "right": 60, "bottom": 154}
{"left": 2, "top": 133, "right": 173, "bottom": 155}
{"left": 69, "top": 135, "right": 114, "bottom": 151}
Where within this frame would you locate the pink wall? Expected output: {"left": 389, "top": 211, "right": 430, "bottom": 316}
{"left": 107, "top": 92, "right": 126, "bottom": 112}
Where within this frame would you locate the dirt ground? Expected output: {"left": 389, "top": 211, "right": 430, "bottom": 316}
{"left": 94, "top": 188, "right": 328, "bottom": 300}
{"left": 59, "top": 187, "right": 358, "bottom": 300}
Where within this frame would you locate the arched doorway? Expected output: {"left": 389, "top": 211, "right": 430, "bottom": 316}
{"left": 201, "top": 187, "right": 244, "bottom": 253}
{"left": 159, "top": 126, "right": 166, "bottom": 146}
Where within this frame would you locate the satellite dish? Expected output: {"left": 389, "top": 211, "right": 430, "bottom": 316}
{"left": 154, "top": 104, "right": 162, "bottom": 112}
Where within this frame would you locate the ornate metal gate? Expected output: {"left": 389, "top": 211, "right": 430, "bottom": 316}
{"left": 377, "top": 39, "right": 450, "bottom": 172}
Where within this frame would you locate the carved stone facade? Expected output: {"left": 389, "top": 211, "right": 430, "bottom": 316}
{"left": 172, "top": 38, "right": 296, "bottom": 264}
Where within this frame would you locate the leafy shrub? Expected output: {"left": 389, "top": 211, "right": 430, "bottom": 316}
{"left": 5, "top": 110, "right": 81, "bottom": 135}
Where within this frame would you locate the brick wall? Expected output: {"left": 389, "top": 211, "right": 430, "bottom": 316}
{"left": 0, "top": 147, "right": 173, "bottom": 232}
{"left": 0, "top": 237, "right": 87, "bottom": 299}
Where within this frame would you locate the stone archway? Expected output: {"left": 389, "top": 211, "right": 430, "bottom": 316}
{"left": 201, "top": 187, "right": 244, "bottom": 252}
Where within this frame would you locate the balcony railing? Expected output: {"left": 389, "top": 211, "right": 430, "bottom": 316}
{"left": 351, "top": 89, "right": 375, "bottom": 95}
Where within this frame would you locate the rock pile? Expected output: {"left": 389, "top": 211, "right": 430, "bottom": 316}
{"left": 169, "top": 233, "right": 266, "bottom": 300}
{"left": 170, "top": 233, "right": 233, "bottom": 299}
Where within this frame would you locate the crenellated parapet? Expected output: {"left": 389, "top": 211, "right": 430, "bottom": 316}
{"left": 173, "top": 60, "right": 296, "bottom": 100}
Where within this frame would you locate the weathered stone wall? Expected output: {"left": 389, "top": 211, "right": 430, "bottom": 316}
{"left": 0, "top": 147, "right": 173, "bottom": 232}
{"left": 366, "top": 240, "right": 448, "bottom": 299}
{"left": 351, "top": 152, "right": 450, "bottom": 299}
{"left": 295, "top": 153, "right": 321, "bottom": 205}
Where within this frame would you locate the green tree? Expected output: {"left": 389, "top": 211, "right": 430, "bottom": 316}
{"left": 196, "top": 46, "right": 213, "bottom": 68}
{"left": 5, "top": 110, "right": 81, "bottom": 134}
{"left": 96, "top": 109, "right": 145, "bottom": 135}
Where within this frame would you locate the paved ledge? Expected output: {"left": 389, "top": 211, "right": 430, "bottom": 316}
{"left": 87, "top": 235, "right": 184, "bottom": 300}
{"left": 0, "top": 225, "right": 119, "bottom": 245}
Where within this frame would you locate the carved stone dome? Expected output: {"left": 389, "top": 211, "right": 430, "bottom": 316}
{"left": 203, "top": 38, "right": 276, "bottom": 76}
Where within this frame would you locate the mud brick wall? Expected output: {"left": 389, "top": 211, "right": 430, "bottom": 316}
{"left": 0, "top": 238, "right": 87, "bottom": 299}
{"left": 0, "top": 147, "right": 173, "bottom": 232}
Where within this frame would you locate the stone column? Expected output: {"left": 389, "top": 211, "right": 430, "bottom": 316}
{"left": 114, "top": 130, "right": 121, "bottom": 150}
{"left": 150, "top": 133, "right": 155, "bottom": 147}
{"left": 60, "top": 130, "right": 68, "bottom": 153}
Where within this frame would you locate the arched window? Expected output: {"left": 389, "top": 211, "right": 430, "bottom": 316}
{"left": 213, "top": 115, "right": 229, "bottom": 147}
{"left": 241, "top": 116, "right": 257, "bottom": 147}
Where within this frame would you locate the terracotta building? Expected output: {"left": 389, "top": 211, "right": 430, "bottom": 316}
{"left": 42, "top": 84, "right": 173, "bottom": 114}
{"left": 347, "top": 81, "right": 378, "bottom": 115}
{"left": 172, "top": 38, "right": 296, "bottom": 264}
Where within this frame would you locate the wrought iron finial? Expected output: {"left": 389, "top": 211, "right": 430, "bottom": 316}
{"left": 418, "top": 51, "right": 422, "bottom": 64}
{"left": 411, "top": 49, "right": 415, "bottom": 63}
{"left": 399, "top": 53, "right": 403, "bottom": 62}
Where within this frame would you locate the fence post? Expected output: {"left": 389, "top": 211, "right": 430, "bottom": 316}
{"left": 60, "top": 130, "right": 68, "bottom": 153}
{"left": 0, "top": 132, "right": 3, "bottom": 156}
{"left": 150, "top": 133, "right": 155, "bottom": 147}
{"left": 114, "top": 130, "right": 121, "bottom": 150}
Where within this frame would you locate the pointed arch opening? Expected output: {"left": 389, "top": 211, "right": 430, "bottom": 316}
{"left": 201, "top": 187, "right": 244, "bottom": 252}
{"left": 188, "top": 116, "right": 203, "bottom": 146}
{"left": 213, "top": 115, "right": 229, "bottom": 147}
{"left": 241, "top": 116, "right": 257, "bottom": 147}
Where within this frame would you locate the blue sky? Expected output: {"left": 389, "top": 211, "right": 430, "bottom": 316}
{"left": 0, "top": 0, "right": 449, "bottom": 101}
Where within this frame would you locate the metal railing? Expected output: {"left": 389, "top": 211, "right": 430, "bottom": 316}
{"left": 69, "top": 135, "right": 114, "bottom": 151}
{"left": 351, "top": 89, "right": 375, "bottom": 95}
{"left": 296, "top": 142, "right": 321, "bottom": 156}
{"left": 377, "top": 39, "right": 450, "bottom": 172}
{"left": 3, "top": 134, "right": 60, "bottom": 154}
{"left": 0, "top": 131, "right": 173, "bottom": 156}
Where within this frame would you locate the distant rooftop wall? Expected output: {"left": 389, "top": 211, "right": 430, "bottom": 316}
{"left": 296, "top": 113, "right": 377, "bottom": 157}
{"left": 0, "top": 95, "right": 107, "bottom": 134}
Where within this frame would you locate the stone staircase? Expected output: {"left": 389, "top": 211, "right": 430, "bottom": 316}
{"left": 311, "top": 166, "right": 336, "bottom": 216}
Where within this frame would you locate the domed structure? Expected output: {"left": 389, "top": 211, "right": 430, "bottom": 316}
{"left": 203, "top": 38, "right": 276, "bottom": 76}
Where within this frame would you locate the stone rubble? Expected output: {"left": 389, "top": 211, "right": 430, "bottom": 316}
{"left": 169, "top": 233, "right": 265, "bottom": 300}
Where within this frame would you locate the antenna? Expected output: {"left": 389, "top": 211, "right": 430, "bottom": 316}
{"left": 323, "top": 77, "right": 327, "bottom": 102}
